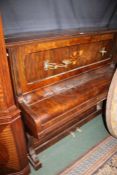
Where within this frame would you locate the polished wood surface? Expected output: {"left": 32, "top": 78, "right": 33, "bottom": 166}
{"left": 6, "top": 28, "right": 116, "bottom": 168}
{"left": 16, "top": 38, "right": 112, "bottom": 84}
{"left": 5, "top": 27, "right": 117, "bottom": 46}
{"left": 0, "top": 17, "right": 30, "bottom": 175}
{"left": 18, "top": 64, "right": 113, "bottom": 139}
{"left": 7, "top": 32, "right": 114, "bottom": 93}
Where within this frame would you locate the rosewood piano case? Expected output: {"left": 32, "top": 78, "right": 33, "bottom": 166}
{"left": 5, "top": 28, "right": 117, "bottom": 167}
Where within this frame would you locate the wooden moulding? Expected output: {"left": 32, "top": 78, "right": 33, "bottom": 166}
{"left": 0, "top": 16, "right": 30, "bottom": 175}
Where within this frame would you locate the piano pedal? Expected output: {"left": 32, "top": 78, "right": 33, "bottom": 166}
{"left": 76, "top": 127, "right": 82, "bottom": 133}
{"left": 70, "top": 131, "right": 76, "bottom": 138}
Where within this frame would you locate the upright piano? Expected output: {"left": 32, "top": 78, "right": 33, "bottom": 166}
{"left": 5, "top": 28, "right": 117, "bottom": 168}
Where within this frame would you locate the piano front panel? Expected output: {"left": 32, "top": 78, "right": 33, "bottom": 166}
{"left": 24, "top": 40, "right": 112, "bottom": 83}
{"left": 9, "top": 33, "right": 114, "bottom": 95}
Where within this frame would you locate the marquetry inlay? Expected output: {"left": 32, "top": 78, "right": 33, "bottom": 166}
{"left": 100, "top": 47, "right": 107, "bottom": 56}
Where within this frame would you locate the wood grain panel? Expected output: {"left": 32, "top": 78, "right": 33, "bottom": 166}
{"left": 24, "top": 40, "right": 112, "bottom": 83}
{"left": 0, "top": 125, "right": 20, "bottom": 171}
{"left": 8, "top": 33, "right": 114, "bottom": 95}
{"left": 18, "top": 64, "right": 114, "bottom": 139}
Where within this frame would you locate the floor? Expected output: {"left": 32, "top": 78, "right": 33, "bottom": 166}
{"left": 31, "top": 115, "right": 109, "bottom": 175}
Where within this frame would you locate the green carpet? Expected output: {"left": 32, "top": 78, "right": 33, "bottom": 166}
{"left": 60, "top": 136, "right": 117, "bottom": 175}
{"left": 31, "top": 115, "right": 109, "bottom": 175}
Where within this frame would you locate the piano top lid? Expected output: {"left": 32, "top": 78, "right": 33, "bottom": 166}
{"left": 5, "top": 27, "right": 117, "bottom": 48}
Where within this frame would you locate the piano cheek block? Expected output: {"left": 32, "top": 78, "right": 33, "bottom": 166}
{"left": 6, "top": 29, "right": 116, "bottom": 163}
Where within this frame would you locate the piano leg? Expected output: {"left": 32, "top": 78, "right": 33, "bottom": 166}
{"left": 27, "top": 134, "right": 42, "bottom": 170}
